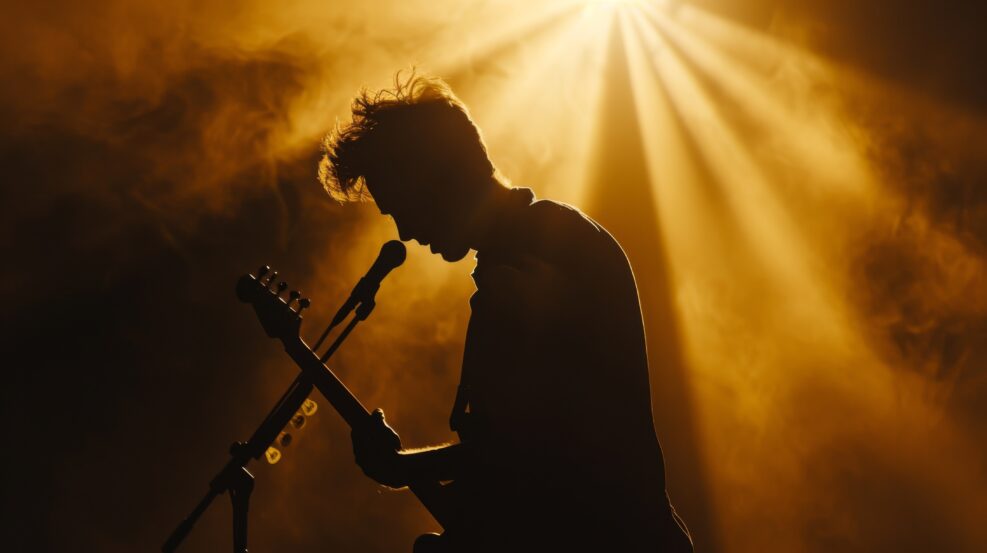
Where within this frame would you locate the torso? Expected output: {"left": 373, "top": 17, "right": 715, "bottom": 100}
{"left": 449, "top": 189, "right": 692, "bottom": 551}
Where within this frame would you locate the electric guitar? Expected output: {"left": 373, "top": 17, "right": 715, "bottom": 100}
{"left": 235, "top": 267, "right": 460, "bottom": 550}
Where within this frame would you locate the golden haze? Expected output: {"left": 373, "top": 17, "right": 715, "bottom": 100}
{"left": 2, "top": 1, "right": 985, "bottom": 552}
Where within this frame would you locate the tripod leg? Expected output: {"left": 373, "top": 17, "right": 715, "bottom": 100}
{"left": 229, "top": 467, "right": 255, "bottom": 553}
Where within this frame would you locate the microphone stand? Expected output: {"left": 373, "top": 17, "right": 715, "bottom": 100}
{"left": 162, "top": 296, "right": 373, "bottom": 553}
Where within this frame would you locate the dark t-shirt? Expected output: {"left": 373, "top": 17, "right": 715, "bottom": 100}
{"left": 450, "top": 188, "right": 692, "bottom": 552}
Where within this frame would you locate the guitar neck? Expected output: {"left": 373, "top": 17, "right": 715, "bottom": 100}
{"left": 283, "top": 338, "right": 370, "bottom": 428}
{"left": 238, "top": 268, "right": 455, "bottom": 530}
{"left": 280, "top": 337, "right": 455, "bottom": 530}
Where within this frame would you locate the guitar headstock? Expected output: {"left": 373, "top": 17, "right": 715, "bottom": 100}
{"left": 236, "top": 265, "right": 310, "bottom": 342}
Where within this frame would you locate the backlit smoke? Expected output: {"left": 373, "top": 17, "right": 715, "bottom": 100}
{"left": 2, "top": 1, "right": 984, "bottom": 552}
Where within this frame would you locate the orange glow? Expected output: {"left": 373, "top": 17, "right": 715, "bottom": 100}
{"left": 6, "top": 1, "right": 986, "bottom": 552}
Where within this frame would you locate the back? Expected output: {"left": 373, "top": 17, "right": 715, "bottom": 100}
{"left": 452, "top": 188, "right": 692, "bottom": 552}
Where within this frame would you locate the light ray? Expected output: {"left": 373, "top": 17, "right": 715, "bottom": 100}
{"left": 640, "top": 4, "right": 875, "bottom": 199}
{"left": 466, "top": 6, "right": 614, "bottom": 204}
{"left": 279, "top": 1, "right": 579, "bottom": 154}
{"left": 629, "top": 11, "right": 853, "bottom": 348}
{"left": 427, "top": 1, "right": 580, "bottom": 78}
{"left": 619, "top": 8, "right": 987, "bottom": 553}
{"left": 583, "top": 15, "right": 718, "bottom": 538}
{"left": 616, "top": 7, "right": 739, "bottom": 283}
{"left": 463, "top": 9, "right": 590, "bottom": 138}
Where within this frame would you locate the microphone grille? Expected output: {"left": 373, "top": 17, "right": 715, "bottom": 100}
{"left": 380, "top": 240, "right": 407, "bottom": 268}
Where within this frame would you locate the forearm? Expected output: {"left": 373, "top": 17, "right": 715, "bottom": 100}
{"left": 398, "top": 442, "right": 469, "bottom": 483}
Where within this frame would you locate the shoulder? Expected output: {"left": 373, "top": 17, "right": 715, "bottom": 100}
{"left": 525, "top": 199, "right": 604, "bottom": 240}
{"left": 476, "top": 191, "right": 629, "bottom": 274}
{"left": 517, "top": 199, "right": 626, "bottom": 270}
{"left": 472, "top": 195, "right": 629, "bottom": 299}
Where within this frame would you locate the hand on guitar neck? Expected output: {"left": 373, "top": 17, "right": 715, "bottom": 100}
{"left": 351, "top": 409, "right": 407, "bottom": 488}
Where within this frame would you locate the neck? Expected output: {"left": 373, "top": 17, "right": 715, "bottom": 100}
{"left": 469, "top": 184, "right": 520, "bottom": 253}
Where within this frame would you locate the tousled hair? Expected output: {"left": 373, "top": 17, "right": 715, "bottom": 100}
{"left": 319, "top": 70, "right": 502, "bottom": 202}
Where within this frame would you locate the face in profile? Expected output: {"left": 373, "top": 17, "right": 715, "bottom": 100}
{"left": 366, "top": 169, "right": 473, "bottom": 263}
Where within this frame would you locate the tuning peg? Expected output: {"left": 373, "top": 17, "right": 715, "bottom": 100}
{"left": 265, "top": 271, "right": 279, "bottom": 287}
{"left": 277, "top": 281, "right": 288, "bottom": 296}
{"left": 286, "top": 290, "right": 301, "bottom": 308}
{"left": 256, "top": 265, "right": 270, "bottom": 279}
{"left": 289, "top": 413, "right": 307, "bottom": 429}
{"left": 298, "top": 298, "right": 311, "bottom": 314}
{"left": 264, "top": 446, "right": 282, "bottom": 464}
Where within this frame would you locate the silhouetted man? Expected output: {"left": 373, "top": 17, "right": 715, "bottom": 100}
{"left": 320, "top": 72, "right": 693, "bottom": 552}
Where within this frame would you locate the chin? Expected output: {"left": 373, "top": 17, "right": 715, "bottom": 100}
{"left": 438, "top": 245, "right": 470, "bottom": 262}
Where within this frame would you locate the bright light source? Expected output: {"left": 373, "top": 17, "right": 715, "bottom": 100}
{"left": 581, "top": 0, "right": 671, "bottom": 8}
{"left": 581, "top": 0, "right": 646, "bottom": 15}
{"left": 580, "top": 0, "right": 674, "bottom": 19}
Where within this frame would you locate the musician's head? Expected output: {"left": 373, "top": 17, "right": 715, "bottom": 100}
{"left": 320, "top": 70, "right": 509, "bottom": 262}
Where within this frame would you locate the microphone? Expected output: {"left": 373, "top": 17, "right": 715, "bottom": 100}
{"left": 329, "top": 240, "right": 407, "bottom": 328}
